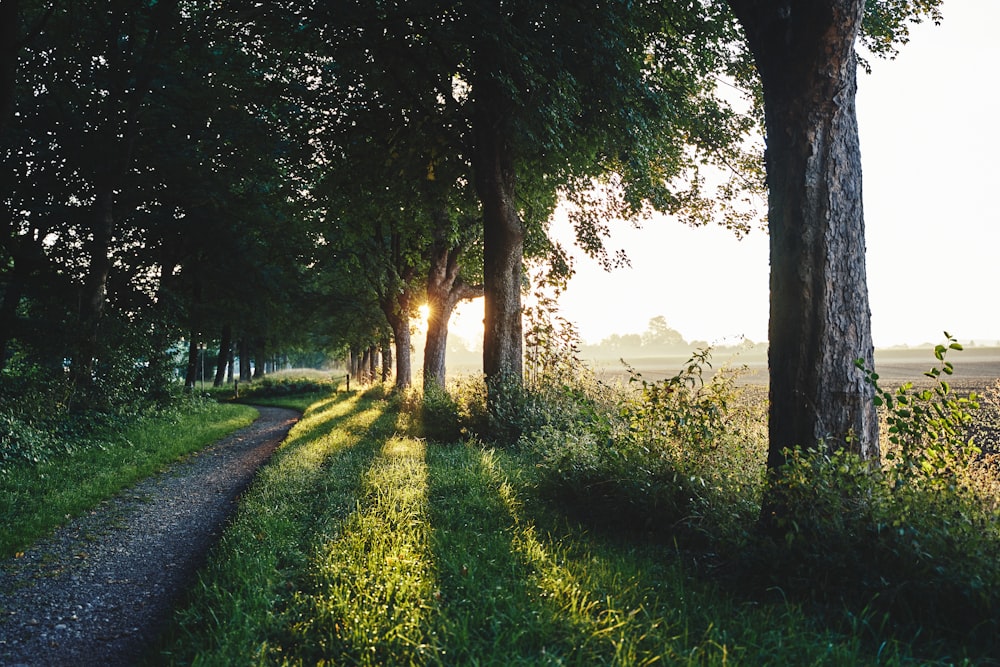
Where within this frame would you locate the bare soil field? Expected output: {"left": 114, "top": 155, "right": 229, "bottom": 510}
{"left": 588, "top": 347, "right": 1000, "bottom": 389}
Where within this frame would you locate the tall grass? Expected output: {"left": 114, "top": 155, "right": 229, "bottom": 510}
{"left": 0, "top": 400, "right": 257, "bottom": 557}
{"left": 151, "top": 389, "right": 937, "bottom": 665}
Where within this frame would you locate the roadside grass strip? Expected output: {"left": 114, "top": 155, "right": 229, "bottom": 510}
{"left": 157, "top": 396, "right": 909, "bottom": 665}
{"left": 0, "top": 402, "right": 257, "bottom": 558}
{"left": 154, "top": 392, "right": 396, "bottom": 664}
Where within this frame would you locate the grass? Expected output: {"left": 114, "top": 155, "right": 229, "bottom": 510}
{"left": 0, "top": 401, "right": 257, "bottom": 558}
{"left": 149, "top": 391, "right": 936, "bottom": 666}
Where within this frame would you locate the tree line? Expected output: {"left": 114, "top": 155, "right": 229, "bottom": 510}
{"left": 2, "top": 1, "right": 943, "bottom": 474}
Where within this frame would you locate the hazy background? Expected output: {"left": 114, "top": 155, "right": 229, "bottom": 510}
{"left": 448, "top": 0, "right": 1000, "bottom": 353}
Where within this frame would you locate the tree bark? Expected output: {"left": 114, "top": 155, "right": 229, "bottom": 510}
{"left": 380, "top": 337, "right": 393, "bottom": 383}
{"left": 213, "top": 324, "right": 232, "bottom": 387}
{"left": 472, "top": 91, "right": 524, "bottom": 391}
{"left": 349, "top": 346, "right": 360, "bottom": 383}
{"left": 70, "top": 189, "right": 115, "bottom": 387}
{"left": 184, "top": 335, "right": 199, "bottom": 392}
{"left": 381, "top": 292, "right": 412, "bottom": 391}
{"left": 423, "top": 230, "right": 484, "bottom": 391}
{"left": 726, "top": 0, "right": 879, "bottom": 471}
{"left": 238, "top": 338, "right": 252, "bottom": 382}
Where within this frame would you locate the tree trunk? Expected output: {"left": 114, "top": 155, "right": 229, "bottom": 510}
{"left": 349, "top": 346, "right": 359, "bottom": 382}
{"left": 239, "top": 338, "right": 252, "bottom": 382}
{"left": 226, "top": 344, "right": 234, "bottom": 383}
{"left": 381, "top": 293, "right": 412, "bottom": 391}
{"left": 727, "top": 0, "right": 878, "bottom": 472}
{"left": 381, "top": 336, "right": 393, "bottom": 383}
{"left": 392, "top": 321, "right": 412, "bottom": 390}
{"left": 70, "top": 189, "right": 115, "bottom": 387}
{"left": 423, "top": 227, "right": 484, "bottom": 391}
{"left": 184, "top": 335, "right": 198, "bottom": 392}
{"left": 472, "top": 92, "right": 524, "bottom": 392}
{"left": 213, "top": 324, "right": 232, "bottom": 387}
{"left": 253, "top": 339, "right": 265, "bottom": 379}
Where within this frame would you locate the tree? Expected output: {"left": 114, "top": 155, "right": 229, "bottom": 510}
{"left": 642, "top": 316, "right": 686, "bottom": 351}
{"left": 723, "top": 0, "right": 943, "bottom": 478}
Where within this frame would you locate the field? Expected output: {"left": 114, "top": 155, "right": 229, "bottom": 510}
{"left": 582, "top": 346, "right": 1000, "bottom": 388}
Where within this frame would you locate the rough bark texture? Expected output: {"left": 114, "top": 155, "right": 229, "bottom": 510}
{"left": 472, "top": 97, "right": 523, "bottom": 388}
{"left": 423, "top": 228, "right": 484, "bottom": 391}
{"left": 381, "top": 295, "right": 412, "bottom": 390}
{"left": 727, "top": 0, "right": 878, "bottom": 468}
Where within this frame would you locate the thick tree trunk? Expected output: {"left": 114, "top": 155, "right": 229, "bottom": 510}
{"left": 253, "top": 339, "right": 265, "bottom": 379}
{"left": 392, "top": 321, "right": 412, "bottom": 390}
{"left": 381, "top": 292, "right": 413, "bottom": 391}
{"left": 239, "top": 338, "right": 252, "bottom": 382}
{"left": 226, "top": 345, "right": 234, "bottom": 383}
{"left": 727, "top": 0, "right": 878, "bottom": 471}
{"left": 184, "top": 335, "right": 198, "bottom": 392}
{"left": 70, "top": 189, "right": 115, "bottom": 387}
{"left": 213, "top": 324, "right": 232, "bottom": 387}
{"left": 360, "top": 348, "right": 371, "bottom": 382}
{"left": 381, "top": 337, "right": 392, "bottom": 383}
{"left": 423, "top": 231, "right": 484, "bottom": 391}
{"left": 472, "top": 100, "right": 524, "bottom": 390}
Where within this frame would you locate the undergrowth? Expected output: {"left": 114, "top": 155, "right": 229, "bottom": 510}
{"left": 152, "top": 390, "right": 910, "bottom": 665}
{"left": 0, "top": 399, "right": 257, "bottom": 557}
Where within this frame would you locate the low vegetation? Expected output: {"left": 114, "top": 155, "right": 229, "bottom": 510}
{"left": 5, "top": 341, "right": 998, "bottom": 663}
{"left": 149, "top": 342, "right": 1000, "bottom": 664}
{"left": 0, "top": 398, "right": 257, "bottom": 557}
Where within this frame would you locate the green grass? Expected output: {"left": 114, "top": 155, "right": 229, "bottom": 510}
{"left": 234, "top": 391, "right": 339, "bottom": 413}
{"left": 150, "top": 394, "right": 937, "bottom": 666}
{"left": 0, "top": 401, "right": 257, "bottom": 557}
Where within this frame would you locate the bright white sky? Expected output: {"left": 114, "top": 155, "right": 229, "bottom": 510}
{"left": 451, "top": 1, "right": 1000, "bottom": 349}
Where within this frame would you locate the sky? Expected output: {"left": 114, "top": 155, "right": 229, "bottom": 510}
{"left": 450, "top": 1, "right": 1000, "bottom": 349}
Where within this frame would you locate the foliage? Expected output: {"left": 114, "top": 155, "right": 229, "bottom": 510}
{"left": 0, "top": 399, "right": 256, "bottom": 557}
{"left": 749, "top": 341, "right": 1000, "bottom": 651}
{"left": 526, "top": 348, "right": 766, "bottom": 541}
{"left": 156, "top": 391, "right": 932, "bottom": 666}
{"left": 237, "top": 373, "right": 340, "bottom": 399}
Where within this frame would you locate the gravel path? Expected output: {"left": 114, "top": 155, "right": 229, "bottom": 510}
{"left": 0, "top": 405, "right": 299, "bottom": 667}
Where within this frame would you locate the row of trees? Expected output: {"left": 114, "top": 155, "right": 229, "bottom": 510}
{"left": 2, "top": 2, "right": 944, "bottom": 475}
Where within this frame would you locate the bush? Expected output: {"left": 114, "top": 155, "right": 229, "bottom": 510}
{"left": 238, "top": 373, "right": 340, "bottom": 398}
{"left": 749, "top": 339, "right": 1000, "bottom": 651}
{"left": 525, "top": 348, "right": 767, "bottom": 542}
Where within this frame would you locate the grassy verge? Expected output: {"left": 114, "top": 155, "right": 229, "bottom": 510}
{"left": 0, "top": 401, "right": 257, "bottom": 557}
{"left": 234, "top": 391, "right": 338, "bottom": 413}
{"left": 153, "top": 393, "right": 923, "bottom": 665}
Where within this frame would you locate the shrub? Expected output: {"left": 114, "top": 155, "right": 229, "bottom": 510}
{"left": 751, "top": 338, "right": 1000, "bottom": 651}
{"left": 238, "top": 373, "right": 339, "bottom": 398}
{"left": 526, "top": 348, "right": 767, "bottom": 542}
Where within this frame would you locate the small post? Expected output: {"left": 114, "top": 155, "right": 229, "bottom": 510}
{"left": 346, "top": 374, "right": 350, "bottom": 392}
{"left": 234, "top": 379, "right": 239, "bottom": 399}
